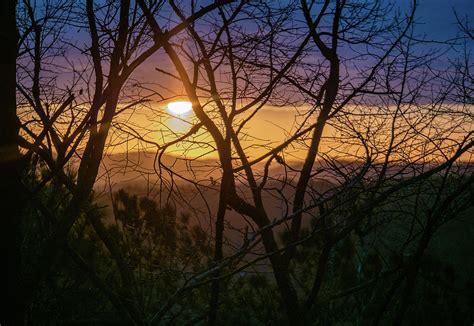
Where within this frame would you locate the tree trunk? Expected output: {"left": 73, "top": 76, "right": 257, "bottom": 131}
{"left": 0, "top": 0, "right": 24, "bottom": 324}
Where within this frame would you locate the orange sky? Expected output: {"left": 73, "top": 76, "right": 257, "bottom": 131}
{"left": 105, "top": 101, "right": 473, "bottom": 165}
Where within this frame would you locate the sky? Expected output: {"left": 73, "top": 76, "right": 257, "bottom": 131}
{"left": 413, "top": 0, "right": 473, "bottom": 40}
{"left": 113, "top": 0, "right": 473, "bottom": 158}
{"left": 21, "top": 1, "right": 473, "bottom": 161}
{"left": 126, "top": 0, "right": 473, "bottom": 80}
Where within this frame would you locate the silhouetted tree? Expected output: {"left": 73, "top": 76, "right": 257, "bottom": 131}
{"left": 0, "top": 0, "right": 24, "bottom": 324}
{"left": 9, "top": 0, "right": 474, "bottom": 324}
{"left": 137, "top": 0, "right": 473, "bottom": 324}
{"left": 14, "top": 1, "right": 233, "bottom": 321}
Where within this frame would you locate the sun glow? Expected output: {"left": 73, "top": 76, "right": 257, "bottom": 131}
{"left": 167, "top": 101, "right": 193, "bottom": 115}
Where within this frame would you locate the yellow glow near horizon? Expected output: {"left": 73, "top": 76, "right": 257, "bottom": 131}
{"left": 167, "top": 101, "right": 192, "bottom": 115}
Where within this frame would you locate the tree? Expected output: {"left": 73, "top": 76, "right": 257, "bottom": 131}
{"left": 13, "top": 0, "right": 233, "bottom": 321}
{"left": 10, "top": 0, "right": 474, "bottom": 324}
{"left": 136, "top": 0, "right": 473, "bottom": 323}
{"left": 25, "top": 184, "right": 212, "bottom": 324}
{"left": 0, "top": 0, "right": 25, "bottom": 324}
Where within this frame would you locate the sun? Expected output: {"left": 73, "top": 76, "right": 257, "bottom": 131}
{"left": 167, "top": 101, "right": 193, "bottom": 115}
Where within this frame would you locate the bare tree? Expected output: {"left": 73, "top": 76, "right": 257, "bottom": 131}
{"left": 14, "top": 0, "right": 233, "bottom": 322}
{"left": 136, "top": 0, "right": 473, "bottom": 324}
{"left": 10, "top": 0, "right": 473, "bottom": 324}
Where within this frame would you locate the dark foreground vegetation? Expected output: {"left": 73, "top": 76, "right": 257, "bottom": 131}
{"left": 25, "top": 171, "right": 474, "bottom": 325}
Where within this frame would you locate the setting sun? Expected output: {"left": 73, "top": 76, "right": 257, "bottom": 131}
{"left": 167, "top": 101, "right": 192, "bottom": 115}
